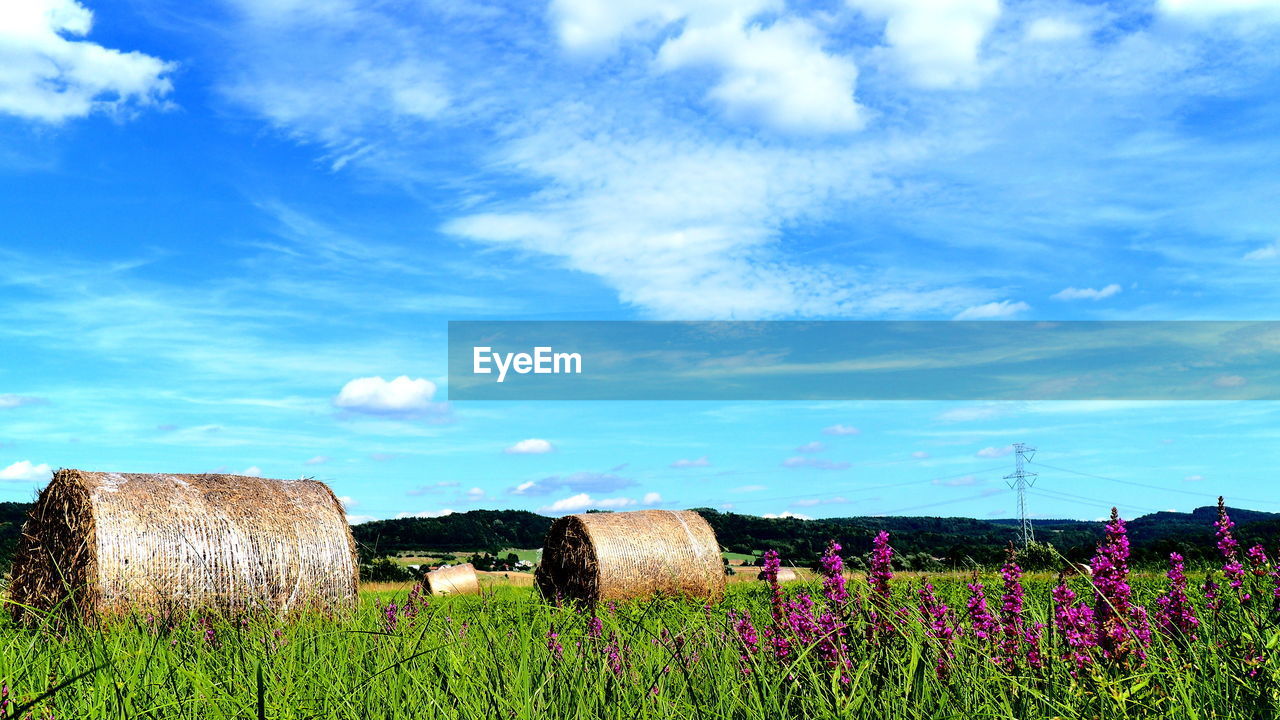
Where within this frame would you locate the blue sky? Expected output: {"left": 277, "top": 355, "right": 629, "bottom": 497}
{"left": 1, "top": 0, "right": 1279, "bottom": 524}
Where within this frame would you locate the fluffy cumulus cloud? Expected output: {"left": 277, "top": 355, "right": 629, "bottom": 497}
{"left": 0, "top": 0, "right": 175, "bottom": 122}
{"left": 794, "top": 441, "right": 826, "bottom": 454}
{"left": 337, "top": 495, "right": 358, "bottom": 509}
{"left": 953, "top": 300, "right": 1030, "bottom": 320}
{"left": 241, "top": 465, "right": 263, "bottom": 477}
{"left": 1052, "top": 284, "right": 1122, "bottom": 301}
{"left": 846, "top": 0, "right": 1000, "bottom": 88}
{"left": 670, "top": 456, "right": 710, "bottom": 468}
{"left": 552, "top": 0, "right": 863, "bottom": 133}
{"left": 540, "top": 493, "right": 634, "bottom": 513}
{"left": 504, "top": 438, "right": 555, "bottom": 455}
{"left": 345, "top": 514, "right": 378, "bottom": 524}
{"left": 0, "top": 460, "right": 52, "bottom": 482}
{"left": 333, "top": 376, "right": 440, "bottom": 417}
{"left": 763, "top": 510, "right": 811, "bottom": 520}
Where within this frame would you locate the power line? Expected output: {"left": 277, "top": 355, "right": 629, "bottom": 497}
{"left": 709, "top": 464, "right": 1011, "bottom": 507}
{"left": 1004, "top": 443, "right": 1037, "bottom": 548}
{"left": 1030, "top": 460, "right": 1280, "bottom": 508}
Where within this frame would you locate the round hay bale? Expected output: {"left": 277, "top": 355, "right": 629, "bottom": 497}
{"left": 7, "top": 469, "right": 358, "bottom": 619}
{"left": 758, "top": 567, "right": 798, "bottom": 583}
{"left": 535, "top": 509, "right": 724, "bottom": 605}
{"left": 423, "top": 563, "right": 480, "bottom": 596}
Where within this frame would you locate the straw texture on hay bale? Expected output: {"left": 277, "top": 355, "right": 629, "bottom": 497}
{"left": 535, "top": 509, "right": 724, "bottom": 605}
{"left": 758, "top": 567, "right": 798, "bottom": 583}
{"left": 423, "top": 563, "right": 480, "bottom": 596}
{"left": 8, "top": 469, "right": 358, "bottom": 618}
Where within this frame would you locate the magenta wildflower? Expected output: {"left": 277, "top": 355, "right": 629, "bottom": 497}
{"left": 1203, "top": 578, "right": 1222, "bottom": 613}
{"left": 546, "top": 629, "right": 564, "bottom": 661}
{"left": 198, "top": 617, "right": 218, "bottom": 647}
{"left": 1216, "top": 497, "right": 1246, "bottom": 596}
{"left": 918, "top": 579, "right": 958, "bottom": 679}
{"left": 1, "top": 684, "right": 9, "bottom": 720}
{"left": 867, "top": 531, "right": 896, "bottom": 639}
{"left": 384, "top": 602, "right": 399, "bottom": 633}
{"left": 605, "top": 634, "right": 625, "bottom": 676}
{"left": 1155, "top": 552, "right": 1199, "bottom": 641}
{"left": 965, "top": 579, "right": 998, "bottom": 642}
{"left": 1052, "top": 582, "right": 1097, "bottom": 672}
{"left": 995, "top": 545, "right": 1026, "bottom": 671}
{"left": 587, "top": 616, "right": 603, "bottom": 639}
{"left": 731, "top": 611, "right": 760, "bottom": 672}
{"left": 1091, "top": 508, "right": 1149, "bottom": 660}
{"left": 819, "top": 541, "right": 849, "bottom": 605}
{"left": 762, "top": 549, "right": 787, "bottom": 622}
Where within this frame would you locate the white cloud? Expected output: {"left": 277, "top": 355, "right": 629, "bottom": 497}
{"left": 911, "top": 451, "right": 931, "bottom": 459}
{"left": 304, "top": 455, "right": 330, "bottom": 465}
{"left": 732, "top": 484, "right": 767, "bottom": 493}
{"left": 345, "top": 514, "right": 378, "bottom": 525}
{"left": 1243, "top": 241, "right": 1280, "bottom": 262}
{"left": 395, "top": 508, "right": 456, "bottom": 519}
{"left": 763, "top": 510, "right": 811, "bottom": 520}
{"left": 551, "top": 1, "right": 863, "bottom": 134}
{"left": 337, "top": 495, "right": 358, "bottom": 509}
{"left": 794, "top": 441, "right": 826, "bottom": 454}
{"left": 1213, "top": 375, "right": 1246, "bottom": 388}
{"left": 465, "top": 487, "right": 486, "bottom": 500}
{"left": 654, "top": 16, "right": 864, "bottom": 134}
{"left": 822, "top": 424, "right": 861, "bottom": 436}
{"left": 642, "top": 491, "right": 663, "bottom": 504}
{"left": 670, "top": 456, "right": 710, "bottom": 468}
{"left": 242, "top": 466, "right": 263, "bottom": 477}
{"left": 782, "top": 457, "right": 851, "bottom": 470}
{"left": 1184, "top": 474, "right": 1204, "bottom": 482}
{"left": 541, "top": 493, "right": 637, "bottom": 513}
{"left": 1024, "top": 17, "right": 1085, "bottom": 42}
{"left": 1158, "top": 0, "right": 1280, "bottom": 19}
{"left": 976, "top": 445, "right": 1012, "bottom": 458}
{"left": 0, "top": 460, "right": 52, "bottom": 482}
{"left": 953, "top": 300, "right": 1030, "bottom": 320}
{"left": 0, "top": 0, "right": 175, "bottom": 122}
{"left": 1051, "top": 284, "right": 1122, "bottom": 301}
{"left": 847, "top": 0, "right": 1000, "bottom": 88}
{"left": 333, "top": 376, "right": 438, "bottom": 416}
{"left": 511, "top": 480, "right": 537, "bottom": 494}
{"left": 0, "top": 394, "right": 45, "bottom": 409}
{"left": 505, "top": 438, "right": 555, "bottom": 455}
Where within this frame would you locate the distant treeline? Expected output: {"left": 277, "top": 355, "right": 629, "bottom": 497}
{"left": 4, "top": 501, "right": 1279, "bottom": 576}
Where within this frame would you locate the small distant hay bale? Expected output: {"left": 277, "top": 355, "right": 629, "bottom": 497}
{"left": 7, "top": 469, "right": 358, "bottom": 619}
{"left": 423, "top": 563, "right": 480, "bottom": 596}
{"left": 535, "top": 509, "right": 724, "bottom": 605}
{"left": 758, "top": 567, "right": 798, "bottom": 583}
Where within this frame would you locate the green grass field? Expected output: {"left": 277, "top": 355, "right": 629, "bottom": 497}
{"left": 2, "top": 566, "right": 1278, "bottom": 719}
